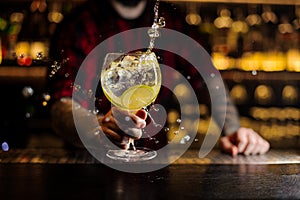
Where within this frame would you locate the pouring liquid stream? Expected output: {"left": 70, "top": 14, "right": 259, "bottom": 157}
{"left": 126, "top": 0, "right": 165, "bottom": 153}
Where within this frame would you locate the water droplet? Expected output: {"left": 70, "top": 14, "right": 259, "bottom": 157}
{"left": 151, "top": 104, "right": 160, "bottom": 111}
{"left": 180, "top": 126, "right": 185, "bottom": 130}
{"left": 87, "top": 89, "right": 93, "bottom": 98}
{"left": 74, "top": 84, "right": 81, "bottom": 91}
{"left": 252, "top": 70, "right": 257, "bottom": 76}
{"left": 49, "top": 62, "right": 62, "bottom": 77}
{"left": 164, "top": 127, "right": 169, "bottom": 132}
{"left": 36, "top": 52, "right": 43, "bottom": 60}
{"left": 187, "top": 76, "right": 191, "bottom": 80}
{"left": 216, "top": 86, "right": 220, "bottom": 90}
{"left": 158, "top": 17, "right": 166, "bottom": 27}
{"left": 174, "top": 130, "right": 179, "bottom": 135}
{"left": 180, "top": 135, "right": 191, "bottom": 144}
{"left": 63, "top": 58, "right": 69, "bottom": 63}
{"left": 49, "top": 53, "right": 69, "bottom": 78}
{"left": 93, "top": 109, "right": 99, "bottom": 115}
{"left": 104, "top": 117, "right": 111, "bottom": 122}
{"left": 64, "top": 73, "right": 70, "bottom": 77}
{"left": 176, "top": 119, "right": 181, "bottom": 123}
{"left": 73, "top": 104, "right": 80, "bottom": 110}
{"left": 147, "top": 136, "right": 154, "bottom": 140}
{"left": 148, "top": 28, "right": 160, "bottom": 38}
{"left": 125, "top": 116, "right": 131, "bottom": 121}
{"left": 210, "top": 73, "right": 215, "bottom": 78}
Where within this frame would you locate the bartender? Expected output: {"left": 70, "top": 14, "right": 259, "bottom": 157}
{"left": 48, "top": 0, "right": 270, "bottom": 156}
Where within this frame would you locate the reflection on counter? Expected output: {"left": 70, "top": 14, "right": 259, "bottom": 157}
{"left": 0, "top": 148, "right": 299, "bottom": 165}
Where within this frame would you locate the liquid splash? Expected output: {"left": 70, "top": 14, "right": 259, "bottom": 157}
{"left": 147, "top": 0, "right": 165, "bottom": 53}
{"left": 146, "top": 109, "right": 163, "bottom": 128}
{"left": 49, "top": 50, "right": 69, "bottom": 78}
{"left": 180, "top": 135, "right": 191, "bottom": 144}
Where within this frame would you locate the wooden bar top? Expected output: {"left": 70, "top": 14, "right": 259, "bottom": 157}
{"left": 0, "top": 149, "right": 299, "bottom": 199}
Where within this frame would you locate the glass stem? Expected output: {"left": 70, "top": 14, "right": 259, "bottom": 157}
{"left": 129, "top": 138, "right": 136, "bottom": 151}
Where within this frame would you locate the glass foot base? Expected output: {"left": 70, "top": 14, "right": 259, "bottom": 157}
{"left": 106, "top": 147, "right": 157, "bottom": 162}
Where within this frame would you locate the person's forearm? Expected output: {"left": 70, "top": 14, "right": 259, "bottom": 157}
{"left": 222, "top": 93, "right": 240, "bottom": 135}
{"left": 50, "top": 97, "right": 101, "bottom": 148}
{"left": 207, "top": 78, "right": 240, "bottom": 136}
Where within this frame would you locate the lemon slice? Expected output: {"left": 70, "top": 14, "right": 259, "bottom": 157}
{"left": 121, "top": 85, "right": 156, "bottom": 110}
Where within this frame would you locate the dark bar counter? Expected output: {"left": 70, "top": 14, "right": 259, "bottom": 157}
{"left": 0, "top": 148, "right": 299, "bottom": 200}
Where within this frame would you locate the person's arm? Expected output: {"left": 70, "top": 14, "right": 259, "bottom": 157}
{"left": 50, "top": 97, "right": 148, "bottom": 149}
{"left": 50, "top": 97, "right": 100, "bottom": 148}
{"left": 220, "top": 127, "right": 270, "bottom": 156}
{"left": 210, "top": 85, "right": 241, "bottom": 136}
{"left": 208, "top": 78, "right": 270, "bottom": 156}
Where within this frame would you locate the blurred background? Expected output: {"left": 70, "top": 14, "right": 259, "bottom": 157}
{"left": 0, "top": 0, "right": 299, "bottom": 151}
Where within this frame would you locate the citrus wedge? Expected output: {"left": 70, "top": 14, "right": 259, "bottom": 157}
{"left": 121, "top": 85, "right": 156, "bottom": 110}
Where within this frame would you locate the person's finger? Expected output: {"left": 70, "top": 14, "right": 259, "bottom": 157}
{"left": 232, "top": 145, "right": 238, "bottom": 156}
{"left": 243, "top": 131, "right": 258, "bottom": 155}
{"left": 111, "top": 107, "right": 134, "bottom": 126}
{"left": 251, "top": 136, "right": 266, "bottom": 155}
{"left": 120, "top": 136, "right": 130, "bottom": 150}
{"left": 104, "top": 108, "right": 135, "bottom": 134}
{"left": 257, "top": 140, "right": 270, "bottom": 155}
{"left": 136, "top": 109, "right": 147, "bottom": 120}
{"left": 220, "top": 136, "right": 239, "bottom": 156}
{"left": 101, "top": 115, "right": 123, "bottom": 133}
{"left": 101, "top": 126, "right": 122, "bottom": 141}
{"left": 236, "top": 128, "right": 248, "bottom": 153}
{"left": 101, "top": 108, "right": 146, "bottom": 140}
{"left": 101, "top": 125, "right": 130, "bottom": 149}
{"left": 112, "top": 107, "right": 146, "bottom": 129}
{"left": 130, "top": 113, "right": 146, "bottom": 129}
{"left": 124, "top": 127, "right": 143, "bottom": 139}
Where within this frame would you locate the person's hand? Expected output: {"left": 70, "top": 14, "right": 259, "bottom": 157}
{"left": 99, "top": 107, "right": 147, "bottom": 149}
{"left": 220, "top": 127, "right": 270, "bottom": 156}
